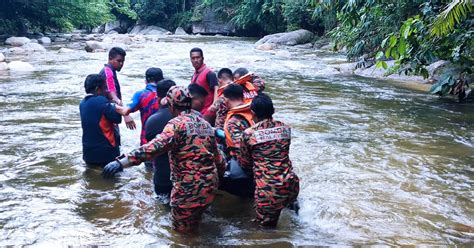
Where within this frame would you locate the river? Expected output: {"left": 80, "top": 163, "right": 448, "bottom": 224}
{"left": 0, "top": 35, "right": 473, "bottom": 246}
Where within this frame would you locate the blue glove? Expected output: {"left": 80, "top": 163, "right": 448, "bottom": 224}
{"left": 102, "top": 160, "right": 124, "bottom": 178}
{"left": 215, "top": 128, "right": 225, "bottom": 139}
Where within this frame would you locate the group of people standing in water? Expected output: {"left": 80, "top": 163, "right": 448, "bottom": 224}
{"left": 79, "top": 46, "right": 300, "bottom": 233}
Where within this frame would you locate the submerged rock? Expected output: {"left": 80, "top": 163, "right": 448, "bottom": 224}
{"left": 5, "top": 37, "right": 31, "bottom": 47}
{"left": 8, "top": 61, "right": 35, "bottom": 72}
{"left": 256, "top": 29, "right": 314, "bottom": 46}
{"left": 8, "top": 47, "right": 26, "bottom": 54}
{"left": 39, "top": 37, "right": 52, "bottom": 45}
{"left": 58, "top": 48, "right": 74, "bottom": 53}
{"left": 0, "top": 52, "right": 5, "bottom": 62}
{"left": 85, "top": 41, "right": 128, "bottom": 53}
{"left": 256, "top": 43, "right": 276, "bottom": 51}
{"left": 0, "top": 62, "right": 8, "bottom": 71}
{"left": 21, "top": 43, "right": 46, "bottom": 52}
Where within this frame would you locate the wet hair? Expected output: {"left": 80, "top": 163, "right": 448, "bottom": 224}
{"left": 145, "top": 67, "right": 163, "bottom": 83}
{"left": 188, "top": 83, "right": 209, "bottom": 98}
{"left": 84, "top": 74, "right": 105, "bottom": 94}
{"left": 233, "top": 67, "right": 249, "bottom": 78}
{"left": 223, "top": 84, "right": 244, "bottom": 100}
{"left": 251, "top": 93, "right": 274, "bottom": 119}
{"left": 108, "top": 47, "right": 126, "bottom": 59}
{"left": 218, "top": 68, "right": 233, "bottom": 79}
{"left": 156, "top": 79, "right": 176, "bottom": 98}
{"left": 190, "top": 47, "right": 203, "bottom": 57}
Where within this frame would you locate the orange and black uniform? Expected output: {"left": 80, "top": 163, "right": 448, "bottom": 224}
{"left": 80, "top": 94, "right": 122, "bottom": 166}
{"left": 239, "top": 118, "right": 299, "bottom": 226}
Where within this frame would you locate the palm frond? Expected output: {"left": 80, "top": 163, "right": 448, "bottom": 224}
{"left": 431, "top": 0, "right": 473, "bottom": 37}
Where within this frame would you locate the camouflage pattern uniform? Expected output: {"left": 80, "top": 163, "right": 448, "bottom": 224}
{"left": 126, "top": 86, "right": 225, "bottom": 232}
{"left": 226, "top": 114, "right": 251, "bottom": 159}
{"left": 210, "top": 75, "right": 265, "bottom": 129}
{"left": 239, "top": 118, "right": 299, "bottom": 226}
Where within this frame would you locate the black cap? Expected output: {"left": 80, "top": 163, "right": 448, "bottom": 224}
{"left": 145, "top": 67, "right": 163, "bottom": 83}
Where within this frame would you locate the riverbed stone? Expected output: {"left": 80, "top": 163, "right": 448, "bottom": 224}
{"left": 130, "top": 25, "right": 169, "bottom": 35}
{"left": 256, "top": 43, "right": 276, "bottom": 51}
{"left": 8, "top": 47, "right": 26, "bottom": 54}
{"left": 85, "top": 41, "right": 108, "bottom": 52}
{"left": 39, "top": 37, "right": 52, "bottom": 45}
{"left": 21, "top": 43, "right": 46, "bottom": 52}
{"left": 30, "top": 39, "right": 38, "bottom": 43}
{"left": 0, "top": 62, "right": 8, "bottom": 71}
{"left": 58, "top": 48, "right": 74, "bottom": 53}
{"left": 5, "top": 37, "right": 31, "bottom": 47}
{"left": 174, "top": 27, "right": 188, "bottom": 35}
{"left": 256, "top": 29, "right": 314, "bottom": 46}
{"left": 8, "top": 61, "right": 35, "bottom": 72}
{"left": 0, "top": 53, "right": 5, "bottom": 62}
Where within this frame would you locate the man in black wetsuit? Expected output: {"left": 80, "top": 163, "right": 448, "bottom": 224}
{"left": 144, "top": 79, "right": 176, "bottom": 205}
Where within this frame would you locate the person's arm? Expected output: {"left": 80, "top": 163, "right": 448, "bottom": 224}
{"left": 127, "top": 91, "right": 142, "bottom": 112}
{"left": 213, "top": 140, "right": 226, "bottom": 177}
{"left": 115, "top": 105, "right": 131, "bottom": 116}
{"left": 206, "top": 72, "right": 219, "bottom": 102}
{"left": 104, "top": 67, "right": 122, "bottom": 105}
{"left": 103, "top": 101, "right": 122, "bottom": 124}
{"left": 251, "top": 74, "right": 266, "bottom": 92}
{"left": 126, "top": 122, "right": 177, "bottom": 166}
{"left": 238, "top": 130, "right": 253, "bottom": 171}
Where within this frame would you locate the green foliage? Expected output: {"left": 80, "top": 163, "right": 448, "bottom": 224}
{"left": 431, "top": 0, "right": 472, "bottom": 37}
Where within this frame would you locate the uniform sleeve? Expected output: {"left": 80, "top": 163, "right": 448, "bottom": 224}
{"left": 213, "top": 141, "right": 226, "bottom": 177}
{"left": 127, "top": 122, "right": 177, "bottom": 165}
{"left": 127, "top": 91, "right": 142, "bottom": 112}
{"left": 103, "top": 101, "right": 122, "bottom": 124}
{"left": 227, "top": 117, "right": 248, "bottom": 157}
{"left": 239, "top": 131, "right": 253, "bottom": 171}
{"left": 104, "top": 66, "right": 116, "bottom": 93}
{"left": 206, "top": 71, "right": 218, "bottom": 90}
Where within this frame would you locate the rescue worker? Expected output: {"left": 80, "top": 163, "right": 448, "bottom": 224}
{"left": 239, "top": 93, "right": 300, "bottom": 227}
{"left": 99, "top": 47, "right": 135, "bottom": 129}
{"left": 208, "top": 68, "right": 233, "bottom": 129}
{"left": 189, "top": 47, "right": 218, "bottom": 124}
{"left": 144, "top": 79, "right": 176, "bottom": 205}
{"left": 126, "top": 67, "right": 163, "bottom": 145}
{"left": 220, "top": 84, "right": 255, "bottom": 198}
{"left": 188, "top": 83, "right": 209, "bottom": 113}
{"left": 80, "top": 74, "right": 129, "bottom": 167}
{"left": 102, "top": 86, "right": 225, "bottom": 233}
{"left": 210, "top": 67, "right": 264, "bottom": 129}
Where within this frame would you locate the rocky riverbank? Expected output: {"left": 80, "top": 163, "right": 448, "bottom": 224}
{"left": 0, "top": 28, "right": 452, "bottom": 93}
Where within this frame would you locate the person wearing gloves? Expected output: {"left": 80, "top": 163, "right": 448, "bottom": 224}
{"left": 102, "top": 86, "right": 225, "bottom": 233}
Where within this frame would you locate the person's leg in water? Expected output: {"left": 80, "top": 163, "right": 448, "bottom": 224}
{"left": 153, "top": 159, "right": 172, "bottom": 205}
{"left": 171, "top": 205, "right": 208, "bottom": 233}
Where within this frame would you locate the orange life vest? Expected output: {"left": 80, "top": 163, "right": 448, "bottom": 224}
{"left": 224, "top": 103, "right": 254, "bottom": 148}
{"left": 217, "top": 73, "right": 259, "bottom": 104}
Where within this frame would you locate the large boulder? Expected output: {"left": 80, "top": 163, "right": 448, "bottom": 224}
{"left": 39, "top": 37, "right": 51, "bottom": 45}
{"left": 104, "top": 20, "right": 132, "bottom": 34}
{"left": 21, "top": 43, "right": 46, "bottom": 52}
{"left": 0, "top": 62, "right": 8, "bottom": 71}
{"left": 354, "top": 60, "right": 425, "bottom": 82}
{"left": 191, "top": 7, "right": 235, "bottom": 35}
{"left": 8, "top": 47, "right": 26, "bottom": 54}
{"left": 129, "top": 25, "right": 169, "bottom": 35}
{"left": 174, "top": 27, "right": 188, "bottom": 35}
{"left": 0, "top": 52, "right": 4, "bottom": 62}
{"left": 5, "top": 37, "right": 31, "bottom": 47}
{"left": 426, "top": 60, "right": 469, "bottom": 83}
{"left": 85, "top": 41, "right": 128, "bottom": 53}
{"left": 92, "top": 24, "right": 105, "bottom": 34}
{"left": 8, "top": 61, "right": 35, "bottom": 72}
{"left": 256, "top": 29, "right": 314, "bottom": 46}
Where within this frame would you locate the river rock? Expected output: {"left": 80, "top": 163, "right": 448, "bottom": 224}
{"left": 102, "top": 36, "right": 113, "bottom": 44}
{"left": 111, "top": 34, "right": 132, "bottom": 45}
{"left": 191, "top": 7, "right": 235, "bottom": 35}
{"left": 8, "top": 47, "right": 26, "bottom": 54}
{"left": 92, "top": 24, "right": 105, "bottom": 34}
{"left": 85, "top": 41, "right": 108, "bottom": 52}
{"left": 130, "top": 25, "right": 169, "bottom": 35}
{"left": 5, "top": 37, "right": 31, "bottom": 47}
{"left": 21, "top": 43, "right": 46, "bottom": 52}
{"left": 0, "top": 53, "right": 5, "bottom": 62}
{"left": 256, "top": 29, "right": 314, "bottom": 46}
{"left": 39, "top": 37, "right": 52, "bottom": 45}
{"left": 426, "top": 60, "right": 468, "bottom": 83}
{"left": 104, "top": 20, "right": 132, "bottom": 34}
{"left": 355, "top": 60, "right": 425, "bottom": 82}
{"left": 0, "top": 62, "right": 8, "bottom": 71}
{"left": 30, "top": 39, "right": 38, "bottom": 43}
{"left": 256, "top": 43, "right": 276, "bottom": 51}
{"left": 53, "top": 37, "right": 68, "bottom": 43}
{"left": 174, "top": 27, "right": 188, "bottom": 35}
{"left": 58, "top": 48, "right": 74, "bottom": 53}
{"left": 8, "top": 61, "right": 35, "bottom": 72}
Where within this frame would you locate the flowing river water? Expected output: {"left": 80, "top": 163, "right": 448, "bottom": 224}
{"left": 0, "top": 36, "right": 473, "bottom": 246}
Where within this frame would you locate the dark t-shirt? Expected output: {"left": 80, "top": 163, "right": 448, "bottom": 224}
{"left": 144, "top": 105, "right": 173, "bottom": 189}
{"left": 206, "top": 71, "right": 218, "bottom": 91}
{"left": 80, "top": 94, "right": 122, "bottom": 165}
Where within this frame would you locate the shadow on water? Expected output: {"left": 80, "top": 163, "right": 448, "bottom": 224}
{"left": 0, "top": 36, "right": 473, "bottom": 246}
